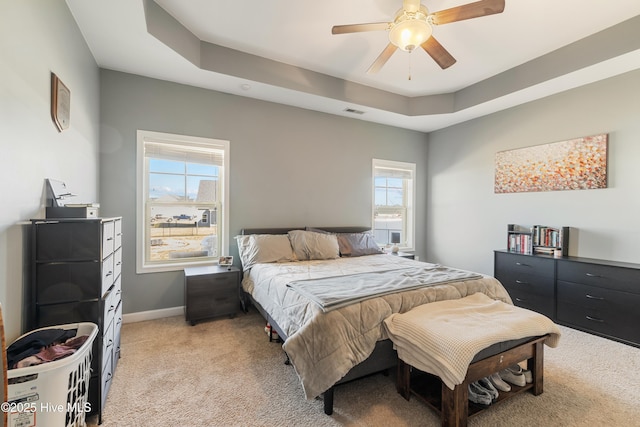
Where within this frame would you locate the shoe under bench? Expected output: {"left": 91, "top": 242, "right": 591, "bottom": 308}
{"left": 396, "top": 335, "right": 547, "bottom": 427}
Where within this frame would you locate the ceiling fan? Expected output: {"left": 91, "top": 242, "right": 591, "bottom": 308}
{"left": 332, "top": 0, "right": 505, "bottom": 74}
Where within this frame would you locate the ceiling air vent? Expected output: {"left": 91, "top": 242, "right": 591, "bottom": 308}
{"left": 344, "top": 107, "right": 365, "bottom": 115}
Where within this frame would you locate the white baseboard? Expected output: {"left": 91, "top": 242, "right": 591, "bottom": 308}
{"left": 123, "top": 306, "right": 184, "bottom": 324}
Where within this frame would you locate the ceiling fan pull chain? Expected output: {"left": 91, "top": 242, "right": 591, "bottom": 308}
{"left": 408, "top": 52, "right": 412, "bottom": 81}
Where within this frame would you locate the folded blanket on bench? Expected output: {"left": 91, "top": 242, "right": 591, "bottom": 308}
{"left": 384, "top": 292, "right": 561, "bottom": 389}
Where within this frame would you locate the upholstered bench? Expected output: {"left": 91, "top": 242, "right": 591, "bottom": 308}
{"left": 384, "top": 293, "right": 561, "bottom": 427}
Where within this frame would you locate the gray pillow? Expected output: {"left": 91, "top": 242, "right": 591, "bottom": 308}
{"left": 337, "top": 233, "right": 383, "bottom": 257}
{"left": 235, "top": 234, "right": 296, "bottom": 271}
{"left": 288, "top": 230, "right": 340, "bottom": 260}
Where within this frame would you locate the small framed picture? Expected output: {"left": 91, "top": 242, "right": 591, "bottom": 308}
{"left": 218, "top": 256, "right": 233, "bottom": 267}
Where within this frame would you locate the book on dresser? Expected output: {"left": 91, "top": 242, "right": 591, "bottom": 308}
{"left": 507, "top": 224, "right": 569, "bottom": 256}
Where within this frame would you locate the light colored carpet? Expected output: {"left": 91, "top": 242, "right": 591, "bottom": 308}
{"left": 88, "top": 308, "right": 640, "bottom": 427}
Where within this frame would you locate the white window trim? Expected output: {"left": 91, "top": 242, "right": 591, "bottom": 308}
{"left": 136, "top": 130, "right": 230, "bottom": 274}
{"left": 372, "top": 158, "right": 416, "bottom": 251}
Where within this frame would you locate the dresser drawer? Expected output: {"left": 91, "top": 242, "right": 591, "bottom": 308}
{"left": 506, "top": 286, "right": 555, "bottom": 319}
{"left": 557, "top": 260, "right": 640, "bottom": 294}
{"left": 101, "top": 254, "right": 115, "bottom": 296}
{"left": 101, "top": 351, "right": 113, "bottom": 408}
{"left": 36, "top": 261, "right": 103, "bottom": 303}
{"left": 113, "top": 247, "right": 122, "bottom": 280}
{"left": 495, "top": 254, "right": 554, "bottom": 299}
{"left": 114, "top": 300, "right": 122, "bottom": 370}
{"left": 111, "top": 275, "right": 122, "bottom": 305}
{"left": 103, "top": 284, "right": 119, "bottom": 328}
{"left": 34, "top": 221, "right": 102, "bottom": 261}
{"left": 114, "top": 218, "right": 122, "bottom": 250}
{"left": 102, "top": 220, "right": 115, "bottom": 258}
{"left": 36, "top": 300, "right": 99, "bottom": 328}
{"left": 557, "top": 281, "right": 640, "bottom": 344}
{"left": 103, "top": 317, "right": 114, "bottom": 356}
{"left": 495, "top": 252, "right": 555, "bottom": 279}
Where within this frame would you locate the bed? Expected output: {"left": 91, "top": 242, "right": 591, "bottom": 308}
{"left": 238, "top": 227, "right": 513, "bottom": 415}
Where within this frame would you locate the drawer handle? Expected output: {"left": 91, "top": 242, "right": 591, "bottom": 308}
{"left": 106, "top": 237, "right": 114, "bottom": 241}
{"left": 515, "top": 280, "right": 529, "bottom": 285}
{"left": 105, "top": 339, "right": 113, "bottom": 349}
{"left": 585, "top": 273, "right": 602, "bottom": 278}
{"left": 585, "top": 294, "right": 604, "bottom": 301}
{"left": 107, "top": 305, "right": 115, "bottom": 313}
{"left": 585, "top": 315, "right": 604, "bottom": 323}
{"left": 515, "top": 262, "right": 531, "bottom": 267}
{"left": 116, "top": 261, "right": 122, "bottom": 266}
{"left": 105, "top": 271, "right": 113, "bottom": 277}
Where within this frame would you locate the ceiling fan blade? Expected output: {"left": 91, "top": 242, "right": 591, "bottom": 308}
{"left": 421, "top": 37, "right": 457, "bottom": 69}
{"left": 431, "top": 0, "right": 505, "bottom": 25}
{"left": 332, "top": 22, "right": 391, "bottom": 34}
{"left": 367, "top": 43, "right": 398, "bottom": 74}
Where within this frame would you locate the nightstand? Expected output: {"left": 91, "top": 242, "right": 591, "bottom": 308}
{"left": 184, "top": 265, "right": 241, "bottom": 326}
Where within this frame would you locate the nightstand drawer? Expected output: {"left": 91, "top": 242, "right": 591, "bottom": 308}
{"left": 188, "top": 275, "right": 237, "bottom": 294}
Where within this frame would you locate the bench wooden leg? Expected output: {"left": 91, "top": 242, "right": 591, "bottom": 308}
{"left": 529, "top": 340, "right": 544, "bottom": 395}
{"left": 441, "top": 382, "right": 468, "bottom": 427}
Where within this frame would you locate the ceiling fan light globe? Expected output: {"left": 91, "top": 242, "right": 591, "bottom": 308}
{"left": 389, "top": 18, "right": 432, "bottom": 52}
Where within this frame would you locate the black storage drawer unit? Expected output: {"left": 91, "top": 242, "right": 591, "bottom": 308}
{"left": 494, "top": 251, "right": 555, "bottom": 319}
{"left": 30, "top": 217, "right": 123, "bottom": 423}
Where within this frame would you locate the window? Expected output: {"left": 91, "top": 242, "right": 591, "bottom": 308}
{"left": 372, "top": 159, "right": 416, "bottom": 251}
{"left": 137, "top": 130, "right": 229, "bottom": 273}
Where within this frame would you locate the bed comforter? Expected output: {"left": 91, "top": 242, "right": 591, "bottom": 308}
{"left": 241, "top": 254, "right": 513, "bottom": 399}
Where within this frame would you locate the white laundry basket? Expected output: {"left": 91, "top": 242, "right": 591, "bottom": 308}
{"left": 7, "top": 322, "right": 98, "bottom": 427}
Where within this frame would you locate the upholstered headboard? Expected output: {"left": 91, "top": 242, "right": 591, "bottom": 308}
{"left": 241, "top": 226, "right": 371, "bottom": 235}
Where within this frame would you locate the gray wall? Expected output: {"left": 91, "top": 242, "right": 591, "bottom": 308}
{"left": 0, "top": 0, "right": 100, "bottom": 341}
{"left": 99, "top": 70, "right": 429, "bottom": 314}
{"left": 427, "top": 69, "right": 640, "bottom": 275}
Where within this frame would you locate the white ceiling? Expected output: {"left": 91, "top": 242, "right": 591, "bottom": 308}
{"left": 66, "top": 0, "right": 640, "bottom": 132}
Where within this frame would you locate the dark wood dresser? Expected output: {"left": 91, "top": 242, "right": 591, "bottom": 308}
{"left": 495, "top": 250, "right": 640, "bottom": 347}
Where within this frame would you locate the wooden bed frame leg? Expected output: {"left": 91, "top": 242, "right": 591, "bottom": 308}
{"left": 441, "top": 382, "right": 468, "bottom": 427}
{"left": 324, "top": 387, "right": 334, "bottom": 415}
{"left": 396, "top": 359, "right": 411, "bottom": 400}
{"left": 529, "top": 340, "right": 544, "bottom": 395}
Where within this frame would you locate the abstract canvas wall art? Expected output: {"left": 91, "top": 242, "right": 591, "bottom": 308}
{"left": 495, "top": 133, "right": 608, "bottom": 193}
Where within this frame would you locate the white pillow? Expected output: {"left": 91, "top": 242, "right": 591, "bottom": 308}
{"left": 288, "top": 230, "right": 340, "bottom": 261}
{"left": 235, "top": 234, "right": 296, "bottom": 271}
